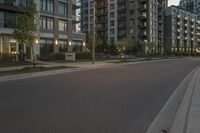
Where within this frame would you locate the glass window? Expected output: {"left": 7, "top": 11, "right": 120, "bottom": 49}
{"left": 59, "top": 2, "right": 68, "bottom": 15}
{"left": 47, "top": 0, "right": 53, "bottom": 12}
{"left": 0, "top": 0, "right": 4, "bottom": 4}
{"left": 4, "top": 12, "right": 16, "bottom": 28}
{"left": 40, "top": 0, "right": 53, "bottom": 12}
{"left": 47, "top": 18, "right": 53, "bottom": 30}
{"left": 40, "top": 38, "right": 54, "bottom": 54}
{"left": 0, "top": 12, "right": 4, "bottom": 27}
{"left": 16, "top": 0, "right": 27, "bottom": 7}
{"left": 59, "top": 40, "right": 68, "bottom": 52}
{"left": 40, "top": 16, "right": 53, "bottom": 30}
{"left": 72, "top": 40, "right": 82, "bottom": 52}
{"left": 59, "top": 20, "right": 67, "bottom": 31}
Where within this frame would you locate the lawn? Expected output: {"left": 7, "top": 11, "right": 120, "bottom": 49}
{"left": 0, "top": 66, "right": 74, "bottom": 77}
{"left": 0, "top": 61, "right": 32, "bottom": 67}
{"left": 51, "top": 58, "right": 121, "bottom": 63}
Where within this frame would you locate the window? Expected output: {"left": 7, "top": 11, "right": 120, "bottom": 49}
{"left": 0, "top": 0, "right": 4, "bottom": 4}
{"left": 0, "top": 12, "right": 4, "bottom": 27}
{"left": 40, "top": 38, "right": 54, "bottom": 54}
{"left": 59, "top": 2, "right": 68, "bottom": 15}
{"left": 72, "top": 40, "right": 82, "bottom": 52}
{"left": 40, "top": 0, "right": 54, "bottom": 12}
{"left": 41, "top": 16, "right": 53, "bottom": 30}
{"left": 130, "top": 19, "right": 134, "bottom": 25}
{"left": 59, "top": 20, "right": 67, "bottom": 31}
{"left": 110, "top": 12, "right": 114, "bottom": 18}
{"left": 110, "top": 4, "right": 114, "bottom": 10}
{"left": 59, "top": 40, "right": 68, "bottom": 52}
{"left": 110, "top": 20, "right": 114, "bottom": 27}
{"left": 16, "top": 0, "right": 27, "bottom": 7}
{"left": 4, "top": 12, "right": 16, "bottom": 28}
{"left": 130, "top": 28, "right": 134, "bottom": 34}
{"left": 110, "top": 29, "right": 114, "bottom": 35}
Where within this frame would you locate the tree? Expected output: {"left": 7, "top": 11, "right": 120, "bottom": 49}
{"left": 164, "top": 42, "right": 172, "bottom": 55}
{"left": 117, "top": 37, "right": 136, "bottom": 54}
{"left": 12, "top": 1, "right": 37, "bottom": 67}
{"left": 86, "top": 30, "right": 103, "bottom": 52}
{"left": 147, "top": 42, "right": 156, "bottom": 55}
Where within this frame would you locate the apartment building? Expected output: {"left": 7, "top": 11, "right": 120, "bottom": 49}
{"left": 179, "top": 0, "right": 200, "bottom": 17}
{"left": 164, "top": 6, "right": 200, "bottom": 53}
{"left": 81, "top": 0, "right": 168, "bottom": 53}
{"left": 0, "top": 0, "right": 86, "bottom": 58}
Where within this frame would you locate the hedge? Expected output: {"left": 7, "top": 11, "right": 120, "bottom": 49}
{"left": 39, "top": 52, "right": 92, "bottom": 61}
{"left": 0, "top": 53, "right": 16, "bottom": 62}
{"left": 75, "top": 52, "right": 91, "bottom": 59}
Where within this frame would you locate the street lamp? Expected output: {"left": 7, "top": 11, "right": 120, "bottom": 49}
{"left": 92, "top": 0, "right": 96, "bottom": 65}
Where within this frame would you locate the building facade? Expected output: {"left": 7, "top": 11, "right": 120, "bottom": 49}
{"left": 0, "top": 0, "right": 86, "bottom": 58}
{"left": 164, "top": 6, "right": 200, "bottom": 53}
{"left": 179, "top": 0, "right": 200, "bottom": 17}
{"left": 81, "top": 0, "right": 168, "bottom": 53}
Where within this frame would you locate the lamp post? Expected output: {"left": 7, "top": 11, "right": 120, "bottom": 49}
{"left": 92, "top": 1, "right": 96, "bottom": 65}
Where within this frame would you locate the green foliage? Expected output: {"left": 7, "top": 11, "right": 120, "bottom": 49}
{"left": 86, "top": 31, "right": 103, "bottom": 52}
{"left": 117, "top": 37, "right": 136, "bottom": 54}
{"left": 13, "top": 2, "right": 37, "bottom": 47}
{"left": 12, "top": 1, "right": 37, "bottom": 66}
{"left": 75, "top": 52, "right": 92, "bottom": 59}
{"left": 0, "top": 53, "right": 16, "bottom": 62}
{"left": 39, "top": 53, "right": 54, "bottom": 61}
{"left": 109, "top": 44, "right": 118, "bottom": 55}
{"left": 147, "top": 42, "right": 156, "bottom": 55}
{"left": 52, "top": 52, "right": 65, "bottom": 60}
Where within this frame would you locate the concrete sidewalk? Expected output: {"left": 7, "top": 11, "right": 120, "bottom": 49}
{"left": 0, "top": 57, "right": 175, "bottom": 72}
{"left": 146, "top": 64, "right": 200, "bottom": 133}
{"left": 0, "top": 60, "right": 116, "bottom": 72}
{"left": 169, "top": 65, "right": 200, "bottom": 133}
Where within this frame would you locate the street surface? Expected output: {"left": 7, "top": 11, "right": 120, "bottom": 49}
{"left": 0, "top": 58, "right": 199, "bottom": 133}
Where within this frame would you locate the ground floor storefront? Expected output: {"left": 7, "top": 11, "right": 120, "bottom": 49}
{"left": 0, "top": 34, "right": 86, "bottom": 61}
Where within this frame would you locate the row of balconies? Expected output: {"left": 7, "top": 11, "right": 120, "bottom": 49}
{"left": 138, "top": 4, "right": 147, "bottom": 11}
{"left": 176, "top": 28, "right": 200, "bottom": 33}
{"left": 176, "top": 36, "right": 199, "bottom": 41}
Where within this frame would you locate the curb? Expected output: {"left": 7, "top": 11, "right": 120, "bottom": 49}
{"left": 0, "top": 58, "right": 177, "bottom": 82}
{"left": 145, "top": 65, "right": 200, "bottom": 133}
{"left": 169, "top": 66, "right": 200, "bottom": 133}
{"left": 0, "top": 64, "right": 116, "bottom": 82}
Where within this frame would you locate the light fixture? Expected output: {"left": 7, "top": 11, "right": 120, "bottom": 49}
{"left": 55, "top": 39, "right": 58, "bottom": 45}
{"left": 69, "top": 41, "right": 72, "bottom": 46}
{"left": 10, "top": 39, "right": 16, "bottom": 43}
{"left": 35, "top": 39, "right": 39, "bottom": 44}
{"left": 83, "top": 42, "right": 86, "bottom": 46}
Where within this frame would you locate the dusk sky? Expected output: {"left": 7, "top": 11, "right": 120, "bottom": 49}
{"left": 168, "top": 0, "right": 180, "bottom": 6}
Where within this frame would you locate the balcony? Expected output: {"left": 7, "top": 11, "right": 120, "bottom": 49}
{"left": 138, "top": 14, "right": 147, "bottom": 20}
{"left": 118, "top": 6, "right": 126, "bottom": 12}
{"left": 118, "top": 15, "right": 126, "bottom": 20}
{"left": 72, "top": 0, "right": 81, "bottom": 9}
{"left": 138, "top": 22, "right": 147, "bottom": 28}
{"left": 138, "top": 4, "right": 147, "bottom": 11}
{"left": 118, "top": 0, "right": 126, "bottom": 4}
{"left": 139, "top": 31, "right": 147, "bottom": 37}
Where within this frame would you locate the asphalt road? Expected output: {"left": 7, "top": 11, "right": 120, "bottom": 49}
{"left": 0, "top": 58, "right": 200, "bottom": 133}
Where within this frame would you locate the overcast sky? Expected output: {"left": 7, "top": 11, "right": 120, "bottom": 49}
{"left": 168, "top": 0, "right": 180, "bottom": 6}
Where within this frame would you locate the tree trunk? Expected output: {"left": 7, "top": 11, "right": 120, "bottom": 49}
{"left": 31, "top": 46, "right": 36, "bottom": 68}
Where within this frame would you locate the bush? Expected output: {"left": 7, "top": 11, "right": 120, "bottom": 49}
{"left": 52, "top": 52, "right": 65, "bottom": 60}
{"left": 0, "top": 53, "right": 16, "bottom": 62}
{"left": 39, "top": 53, "right": 53, "bottom": 61}
{"left": 75, "top": 52, "right": 91, "bottom": 60}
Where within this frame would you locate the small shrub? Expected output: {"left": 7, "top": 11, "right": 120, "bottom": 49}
{"left": 39, "top": 53, "right": 53, "bottom": 61}
{"left": 75, "top": 52, "right": 91, "bottom": 60}
{"left": 52, "top": 52, "right": 65, "bottom": 60}
{"left": 0, "top": 53, "right": 16, "bottom": 62}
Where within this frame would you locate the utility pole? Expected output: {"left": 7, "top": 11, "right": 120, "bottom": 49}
{"left": 92, "top": 1, "right": 96, "bottom": 64}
